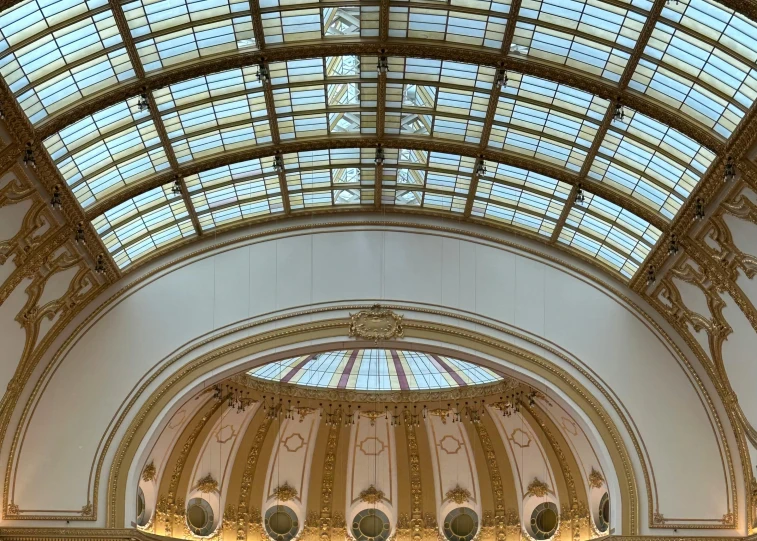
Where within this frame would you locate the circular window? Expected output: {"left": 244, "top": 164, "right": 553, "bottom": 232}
{"left": 186, "top": 498, "right": 215, "bottom": 537}
{"left": 265, "top": 505, "right": 299, "bottom": 541}
{"left": 443, "top": 508, "right": 479, "bottom": 541}
{"left": 136, "top": 487, "right": 146, "bottom": 525}
{"left": 597, "top": 493, "right": 609, "bottom": 532}
{"left": 530, "top": 502, "right": 559, "bottom": 540}
{"left": 351, "top": 508, "right": 391, "bottom": 541}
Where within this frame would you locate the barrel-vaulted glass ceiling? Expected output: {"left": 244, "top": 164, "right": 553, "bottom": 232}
{"left": 248, "top": 349, "right": 502, "bottom": 391}
{"left": 1, "top": 0, "right": 753, "bottom": 282}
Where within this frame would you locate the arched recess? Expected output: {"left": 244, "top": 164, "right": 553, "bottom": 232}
{"left": 0, "top": 218, "right": 742, "bottom": 535}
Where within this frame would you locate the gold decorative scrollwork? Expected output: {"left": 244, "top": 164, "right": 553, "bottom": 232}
{"left": 444, "top": 485, "right": 471, "bottom": 504}
{"left": 525, "top": 478, "right": 550, "bottom": 499}
{"left": 349, "top": 304, "right": 404, "bottom": 342}
{"left": 272, "top": 482, "right": 298, "bottom": 502}
{"left": 141, "top": 462, "right": 156, "bottom": 483}
{"left": 195, "top": 474, "right": 219, "bottom": 494}
{"left": 588, "top": 468, "right": 604, "bottom": 489}
{"left": 358, "top": 485, "right": 385, "bottom": 504}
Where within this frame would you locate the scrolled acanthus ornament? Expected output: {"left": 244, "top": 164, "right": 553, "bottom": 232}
{"left": 444, "top": 485, "right": 471, "bottom": 504}
{"left": 273, "top": 482, "right": 298, "bottom": 502}
{"left": 142, "top": 461, "right": 157, "bottom": 482}
{"left": 195, "top": 474, "right": 219, "bottom": 493}
{"left": 588, "top": 468, "right": 604, "bottom": 489}
{"left": 525, "top": 478, "right": 550, "bottom": 498}
{"left": 359, "top": 485, "right": 386, "bottom": 504}
{"left": 349, "top": 304, "right": 404, "bottom": 342}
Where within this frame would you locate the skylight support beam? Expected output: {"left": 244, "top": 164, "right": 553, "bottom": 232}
{"left": 110, "top": 0, "right": 203, "bottom": 236}
{"left": 464, "top": 0, "right": 521, "bottom": 218}
{"left": 550, "top": 0, "right": 668, "bottom": 247}
{"left": 260, "top": 60, "right": 291, "bottom": 214}
{"left": 33, "top": 44, "right": 723, "bottom": 153}
{"left": 375, "top": 0, "right": 389, "bottom": 208}
{"left": 248, "top": 0, "right": 267, "bottom": 50}
{"left": 145, "top": 93, "right": 203, "bottom": 235}
{"left": 0, "top": 77, "right": 120, "bottom": 280}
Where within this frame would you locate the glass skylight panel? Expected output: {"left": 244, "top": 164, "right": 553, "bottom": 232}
{"left": 262, "top": 5, "right": 373, "bottom": 43}
{"left": 589, "top": 108, "right": 716, "bottom": 219}
{"left": 131, "top": 9, "right": 255, "bottom": 72}
{"left": 247, "top": 349, "right": 501, "bottom": 391}
{"left": 381, "top": 149, "right": 470, "bottom": 212}
{"left": 471, "top": 164, "right": 569, "bottom": 237}
{"left": 387, "top": 57, "right": 496, "bottom": 90}
{"left": 632, "top": 6, "right": 757, "bottom": 136}
{"left": 387, "top": 4, "right": 509, "bottom": 48}
{"left": 93, "top": 183, "right": 194, "bottom": 269}
{"left": 558, "top": 190, "right": 661, "bottom": 278}
{"left": 171, "top": 121, "right": 272, "bottom": 163}
{"left": 489, "top": 84, "right": 599, "bottom": 171}
{"left": 0, "top": 1, "right": 136, "bottom": 122}
{"left": 43, "top": 97, "right": 169, "bottom": 207}
{"left": 512, "top": 22, "right": 631, "bottom": 82}
{"left": 188, "top": 160, "right": 283, "bottom": 230}
{"left": 502, "top": 72, "right": 606, "bottom": 122}
{"left": 153, "top": 67, "right": 263, "bottom": 110}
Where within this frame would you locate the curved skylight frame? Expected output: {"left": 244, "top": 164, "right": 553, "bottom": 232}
{"left": 247, "top": 349, "right": 502, "bottom": 391}
{"left": 4, "top": 0, "right": 756, "bottom": 282}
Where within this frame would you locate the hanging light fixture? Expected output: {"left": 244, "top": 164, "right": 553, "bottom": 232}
{"left": 667, "top": 234, "right": 679, "bottom": 256}
{"left": 272, "top": 154, "right": 284, "bottom": 173}
{"left": 574, "top": 183, "right": 585, "bottom": 205}
{"left": 495, "top": 68, "right": 508, "bottom": 89}
{"left": 693, "top": 198, "right": 705, "bottom": 221}
{"left": 646, "top": 266, "right": 656, "bottom": 286}
{"left": 724, "top": 156, "right": 735, "bottom": 183}
{"left": 476, "top": 158, "right": 487, "bottom": 176}
{"left": 23, "top": 143, "right": 36, "bottom": 169}
{"left": 376, "top": 54, "right": 389, "bottom": 74}
{"left": 75, "top": 222, "right": 86, "bottom": 244}
{"left": 50, "top": 184, "right": 62, "bottom": 210}
{"left": 95, "top": 254, "right": 106, "bottom": 274}
{"left": 374, "top": 146, "right": 384, "bottom": 165}
{"left": 135, "top": 91, "right": 150, "bottom": 113}
{"left": 0, "top": 105, "right": 5, "bottom": 119}
{"left": 256, "top": 63, "right": 270, "bottom": 84}
{"left": 172, "top": 175, "right": 182, "bottom": 195}
{"left": 612, "top": 98, "right": 624, "bottom": 123}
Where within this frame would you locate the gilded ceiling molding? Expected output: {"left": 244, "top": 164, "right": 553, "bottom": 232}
{"left": 141, "top": 463, "right": 156, "bottom": 483}
{"left": 588, "top": 469, "right": 604, "bottom": 490}
{"left": 0, "top": 162, "right": 32, "bottom": 207}
{"left": 233, "top": 373, "right": 522, "bottom": 404}
{"left": 272, "top": 482, "right": 298, "bottom": 502}
{"left": 472, "top": 420, "right": 507, "bottom": 541}
{"left": 0, "top": 78, "right": 118, "bottom": 281}
{"left": 234, "top": 411, "right": 274, "bottom": 541}
{"left": 0, "top": 201, "right": 54, "bottom": 290}
{"left": 194, "top": 474, "right": 219, "bottom": 494}
{"left": 9, "top": 218, "right": 722, "bottom": 529}
{"left": 318, "top": 407, "right": 342, "bottom": 541}
{"left": 358, "top": 485, "right": 385, "bottom": 504}
{"left": 403, "top": 408, "right": 424, "bottom": 541}
{"left": 348, "top": 305, "right": 405, "bottom": 342}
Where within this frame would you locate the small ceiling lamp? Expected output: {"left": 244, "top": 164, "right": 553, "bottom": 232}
{"left": 495, "top": 68, "right": 508, "bottom": 89}
{"left": 272, "top": 154, "right": 284, "bottom": 173}
{"left": 0, "top": 105, "right": 5, "bottom": 119}
{"left": 95, "top": 254, "right": 106, "bottom": 274}
{"left": 667, "top": 233, "right": 679, "bottom": 255}
{"left": 374, "top": 146, "right": 384, "bottom": 165}
{"left": 135, "top": 91, "right": 150, "bottom": 113}
{"left": 23, "top": 142, "right": 36, "bottom": 169}
{"left": 574, "top": 183, "right": 585, "bottom": 204}
{"left": 612, "top": 98, "right": 624, "bottom": 123}
{"left": 50, "top": 184, "right": 62, "bottom": 210}
{"left": 376, "top": 54, "right": 389, "bottom": 74}
{"left": 256, "top": 63, "right": 270, "bottom": 84}
{"left": 75, "top": 222, "right": 86, "bottom": 244}
{"left": 476, "top": 158, "right": 487, "bottom": 176}
{"left": 693, "top": 198, "right": 705, "bottom": 221}
{"left": 646, "top": 266, "right": 656, "bottom": 286}
{"left": 172, "top": 175, "right": 182, "bottom": 195}
{"left": 723, "top": 156, "right": 735, "bottom": 183}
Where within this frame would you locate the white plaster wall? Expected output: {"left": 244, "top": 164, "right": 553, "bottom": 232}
{"left": 720, "top": 296, "right": 757, "bottom": 432}
{"left": 6, "top": 221, "right": 733, "bottom": 532}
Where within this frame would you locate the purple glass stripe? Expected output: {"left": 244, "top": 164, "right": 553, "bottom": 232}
{"left": 390, "top": 350, "right": 410, "bottom": 390}
{"left": 337, "top": 350, "right": 360, "bottom": 389}
{"left": 281, "top": 354, "right": 316, "bottom": 383}
{"left": 431, "top": 354, "right": 467, "bottom": 386}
